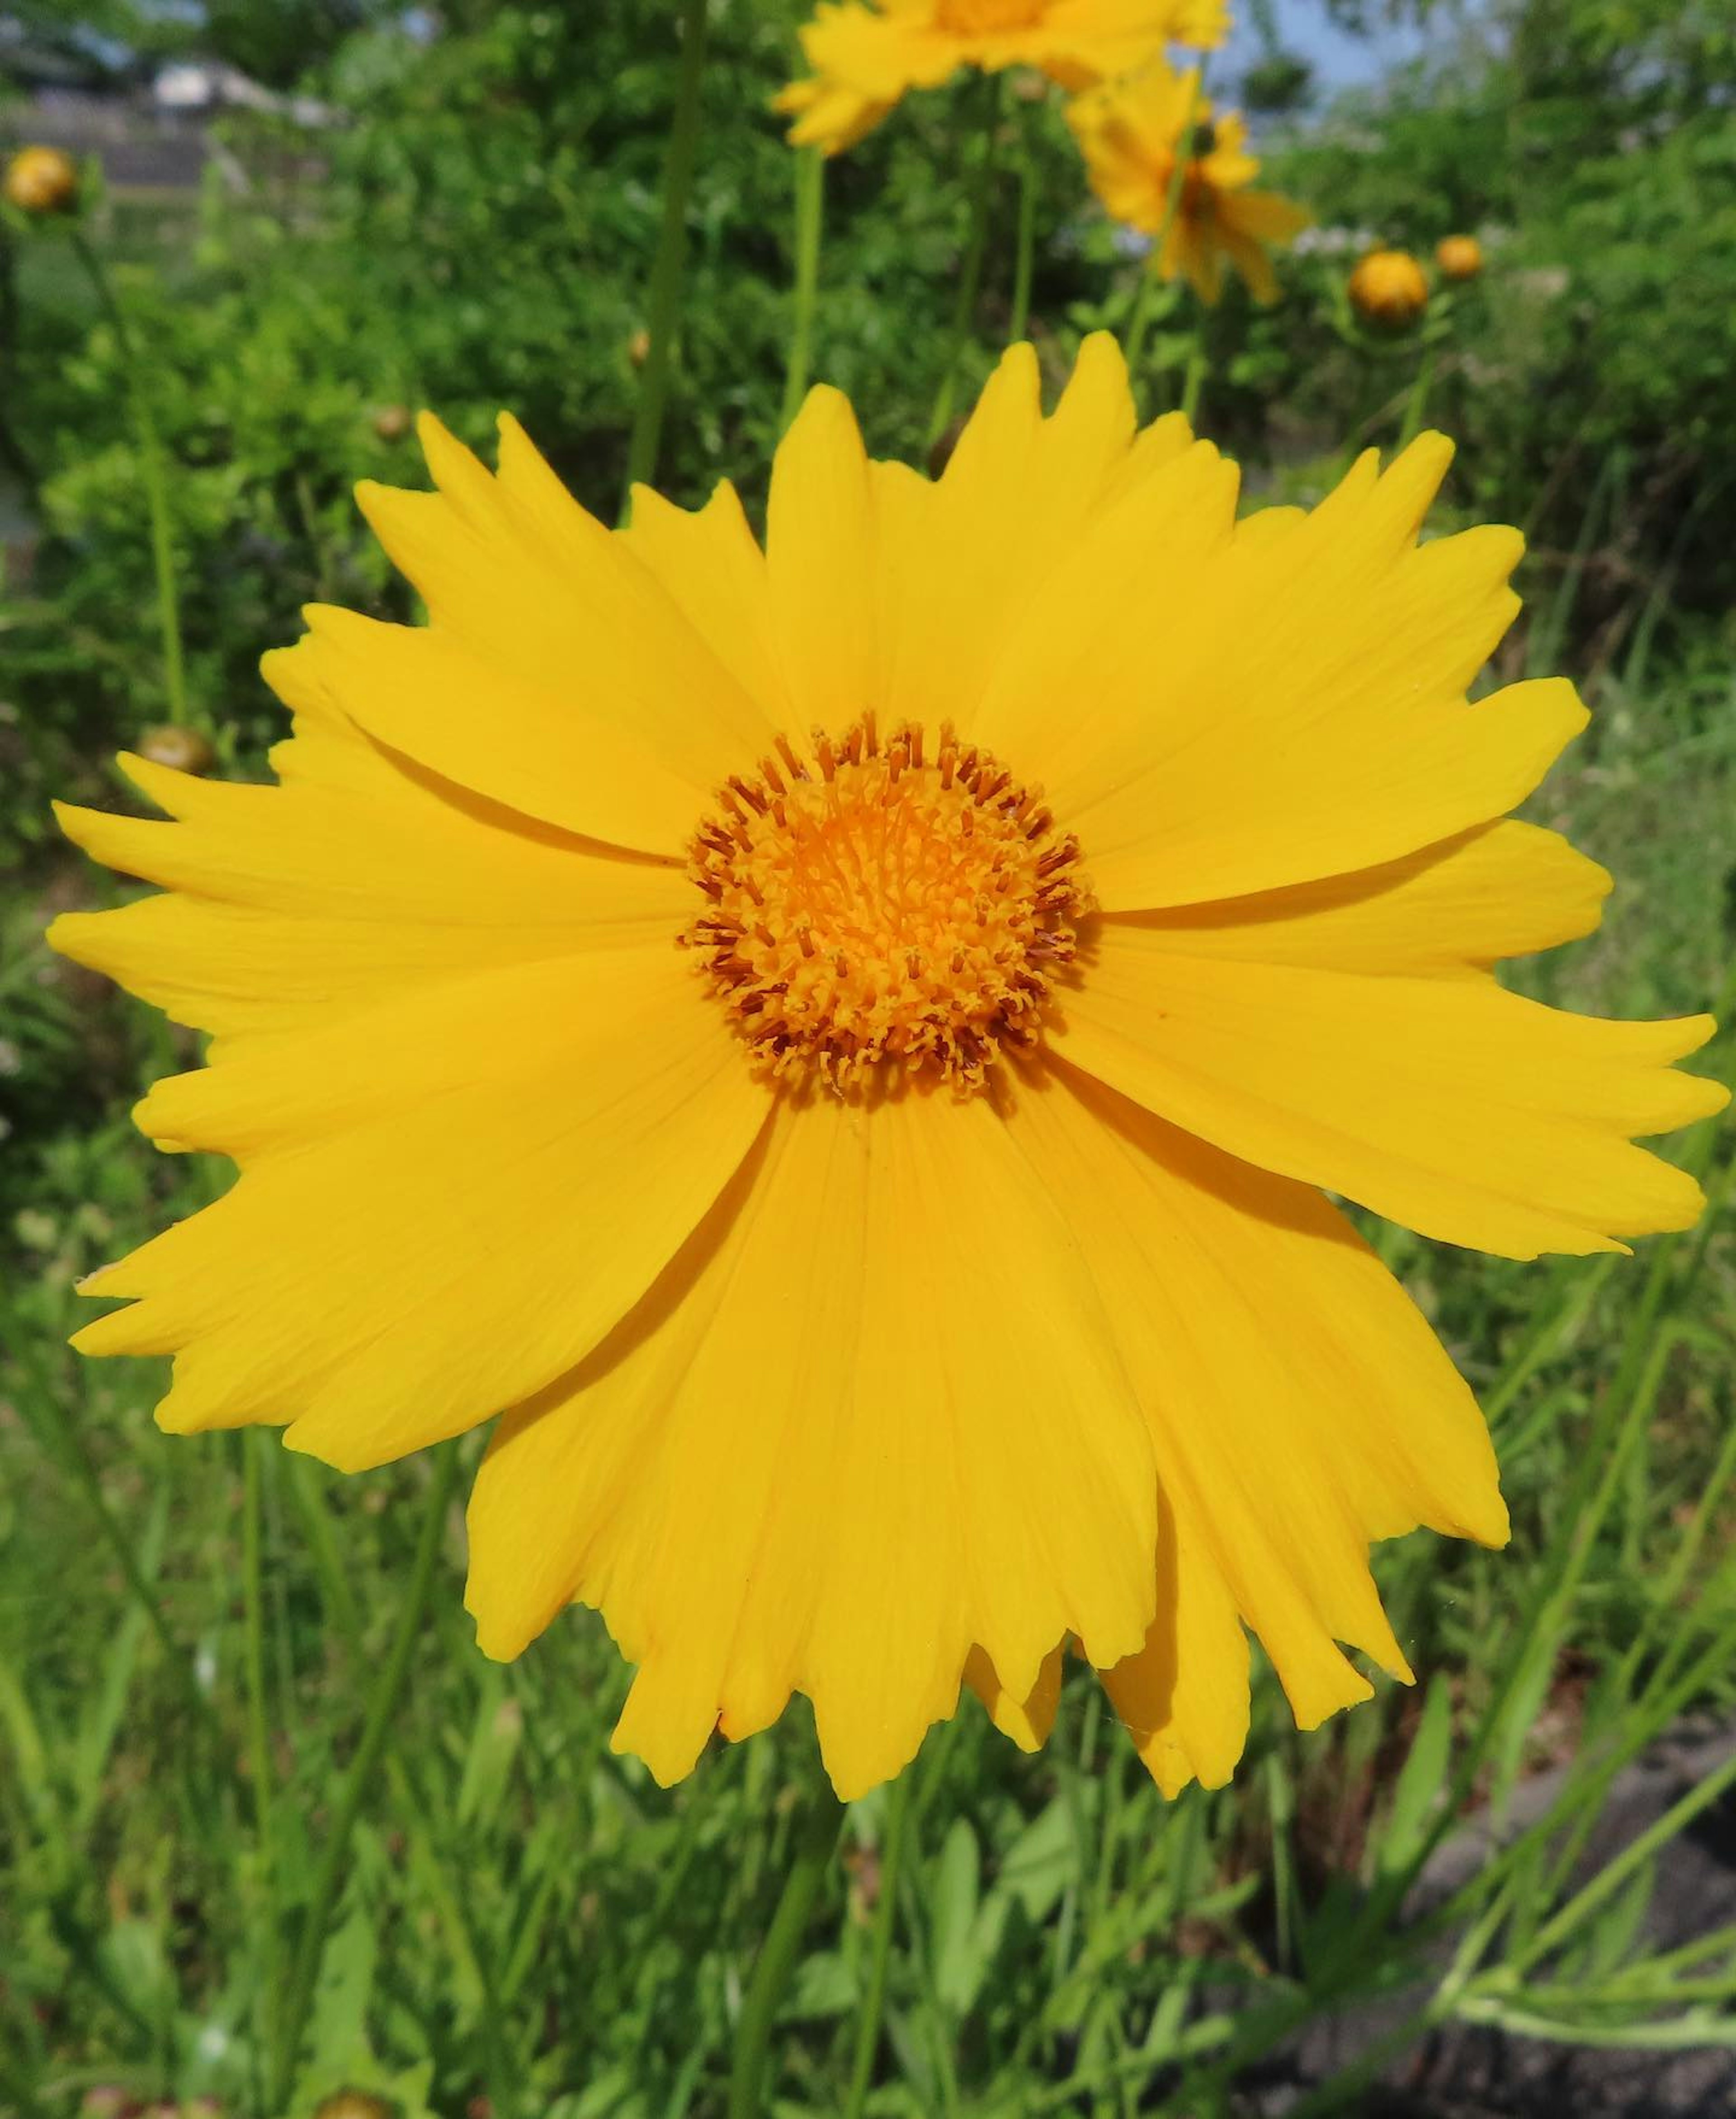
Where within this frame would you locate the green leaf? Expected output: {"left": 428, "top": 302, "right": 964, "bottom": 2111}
{"left": 1377, "top": 1677, "right": 1455, "bottom": 1881}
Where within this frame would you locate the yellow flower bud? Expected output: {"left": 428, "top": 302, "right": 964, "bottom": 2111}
{"left": 4, "top": 145, "right": 79, "bottom": 217}
{"left": 311, "top": 2095, "right": 394, "bottom": 2119}
{"left": 1435, "top": 233, "right": 1483, "bottom": 282}
{"left": 1348, "top": 248, "right": 1428, "bottom": 329}
{"left": 136, "top": 725, "right": 217, "bottom": 776}
{"left": 628, "top": 328, "right": 652, "bottom": 368}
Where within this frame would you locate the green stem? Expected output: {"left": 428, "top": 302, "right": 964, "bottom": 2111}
{"left": 270, "top": 1447, "right": 461, "bottom": 2111}
{"left": 623, "top": 0, "right": 712, "bottom": 508}
{"left": 726, "top": 1780, "right": 845, "bottom": 2119}
{"left": 70, "top": 230, "right": 188, "bottom": 725}
{"left": 925, "top": 74, "right": 1002, "bottom": 450}
{"left": 283, "top": 1456, "right": 516, "bottom": 2117}
{"left": 1008, "top": 112, "right": 1038, "bottom": 344}
{"left": 1121, "top": 66, "right": 1206, "bottom": 396}
{"left": 779, "top": 145, "right": 825, "bottom": 434}
{"left": 241, "top": 1436, "right": 281, "bottom": 2082}
{"left": 1395, "top": 343, "right": 1439, "bottom": 452}
{"left": 842, "top": 1776, "right": 912, "bottom": 2119}
{"left": 1179, "top": 316, "right": 1208, "bottom": 426}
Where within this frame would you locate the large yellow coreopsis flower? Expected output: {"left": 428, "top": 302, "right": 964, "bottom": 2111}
{"left": 777, "top": 0, "right": 1227, "bottom": 155}
{"left": 52, "top": 337, "right": 1722, "bottom": 1802}
{"left": 1069, "top": 64, "right": 1307, "bottom": 304}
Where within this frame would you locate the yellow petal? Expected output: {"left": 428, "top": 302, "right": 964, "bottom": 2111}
{"left": 293, "top": 606, "right": 702, "bottom": 855}
{"left": 985, "top": 436, "right": 1587, "bottom": 909}
{"left": 1009, "top": 1060, "right": 1510, "bottom": 1785}
{"left": 621, "top": 477, "right": 795, "bottom": 727}
{"left": 1108, "top": 820, "right": 1611, "bottom": 976}
{"left": 72, "top": 948, "right": 770, "bottom": 1471}
{"left": 466, "top": 1086, "right": 1157, "bottom": 1799}
{"left": 355, "top": 415, "right": 774, "bottom": 805}
{"left": 878, "top": 336, "right": 1146, "bottom": 736}
{"left": 1099, "top": 1484, "right": 1250, "bottom": 1797}
{"left": 1061, "top": 928, "right": 1727, "bottom": 1257}
{"left": 963, "top": 1644, "right": 1066, "bottom": 1752}
{"left": 766, "top": 385, "right": 881, "bottom": 732}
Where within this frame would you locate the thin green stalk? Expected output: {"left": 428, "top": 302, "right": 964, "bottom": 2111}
{"left": 283, "top": 1457, "right": 515, "bottom": 2117}
{"left": 726, "top": 1781, "right": 844, "bottom": 2119}
{"left": 1179, "top": 319, "right": 1208, "bottom": 426}
{"left": 1121, "top": 68, "right": 1206, "bottom": 391}
{"left": 1395, "top": 343, "right": 1439, "bottom": 452}
{"left": 925, "top": 74, "right": 1002, "bottom": 449}
{"left": 69, "top": 229, "right": 188, "bottom": 725}
{"left": 623, "top": 0, "right": 712, "bottom": 506}
{"left": 1009, "top": 112, "right": 1038, "bottom": 344}
{"left": 242, "top": 1435, "right": 281, "bottom": 2080}
{"left": 842, "top": 1776, "right": 911, "bottom": 2119}
{"left": 271, "top": 1447, "right": 461, "bottom": 2111}
{"left": 780, "top": 145, "right": 825, "bottom": 433}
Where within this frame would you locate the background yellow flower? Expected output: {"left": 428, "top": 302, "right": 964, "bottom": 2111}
{"left": 1067, "top": 65, "right": 1308, "bottom": 303}
{"left": 1437, "top": 231, "right": 1485, "bottom": 281}
{"left": 778, "top": 0, "right": 1228, "bottom": 155}
{"left": 1349, "top": 245, "right": 1431, "bottom": 326}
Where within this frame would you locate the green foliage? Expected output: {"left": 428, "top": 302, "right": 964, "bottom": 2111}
{"left": 5, "top": 0, "right": 1736, "bottom": 2112}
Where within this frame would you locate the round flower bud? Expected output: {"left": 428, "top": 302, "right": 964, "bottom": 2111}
{"left": 371, "top": 404, "right": 412, "bottom": 442}
{"left": 311, "top": 2095, "right": 393, "bottom": 2119}
{"left": 1435, "top": 233, "right": 1483, "bottom": 282}
{"left": 136, "top": 725, "right": 217, "bottom": 776}
{"left": 1348, "top": 248, "right": 1429, "bottom": 330}
{"left": 4, "top": 146, "right": 79, "bottom": 217}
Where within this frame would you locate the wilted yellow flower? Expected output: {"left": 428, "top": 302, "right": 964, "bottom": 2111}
{"left": 777, "top": 0, "right": 1228, "bottom": 156}
{"left": 1436, "top": 233, "right": 1483, "bottom": 283}
{"left": 1068, "top": 65, "right": 1307, "bottom": 304}
{"left": 52, "top": 337, "right": 1722, "bottom": 1801}
{"left": 1349, "top": 247, "right": 1429, "bottom": 328}
{"left": 4, "top": 145, "right": 79, "bottom": 216}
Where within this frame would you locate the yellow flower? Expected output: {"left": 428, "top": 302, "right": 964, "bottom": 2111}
{"left": 1436, "top": 232, "right": 1484, "bottom": 283}
{"left": 777, "top": 0, "right": 1228, "bottom": 155}
{"left": 1067, "top": 65, "right": 1308, "bottom": 305}
{"left": 1349, "top": 247, "right": 1429, "bottom": 328}
{"left": 51, "top": 338, "right": 1724, "bottom": 1802}
{"left": 4, "top": 145, "right": 79, "bottom": 217}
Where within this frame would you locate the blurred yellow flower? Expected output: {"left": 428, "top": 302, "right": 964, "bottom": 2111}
{"left": 1349, "top": 247, "right": 1429, "bottom": 328}
{"left": 1436, "top": 232, "right": 1484, "bottom": 282}
{"left": 1067, "top": 64, "right": 1308, "bottom": 304}
{"left": 52, "top": 337, "right": 1722, "bottom": 1801}
{"left": 777, "top": 0, "right": 1228, "bottom": 155}
{"left": 3, "top": 145, "right": 79, "bottom": 216}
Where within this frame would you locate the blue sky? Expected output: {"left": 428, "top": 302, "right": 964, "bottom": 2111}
{"left": 1222, "top": 0, "right": 1431, "bottom": 91}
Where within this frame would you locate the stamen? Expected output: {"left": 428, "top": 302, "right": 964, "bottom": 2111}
{"left": 682, "top": 716, "right": 1094, "bottom": 1095}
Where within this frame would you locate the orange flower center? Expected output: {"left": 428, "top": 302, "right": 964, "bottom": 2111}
{"left": 684, "top": 718, "right": 1090, "bottom": 1093}
{"left": 934, "top": 0, "right": 1047, "bottom": 33}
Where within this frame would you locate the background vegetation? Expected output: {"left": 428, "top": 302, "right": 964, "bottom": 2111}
{"left": 3, "top": 0, "right": 1735, "bottom": 2114}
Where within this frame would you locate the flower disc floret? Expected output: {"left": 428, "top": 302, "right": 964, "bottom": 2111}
{"left": 684, "top": 716, "right": 1090, "bottom": 1092}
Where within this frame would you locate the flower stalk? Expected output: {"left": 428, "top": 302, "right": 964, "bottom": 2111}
{"left": 726, "top": 1779, "right": 845, "bottom": 2118}
{"left": 1008, "top": 112, "right": 1038, "bottom": 344}
{"left": 926, "top": 73, "right": 1003, "bottom": 448}
{"left": 269, "top": 1446, "right": 460, "bottom": 2111}
{"left": 841, "top": 1773, "right": 912, "bottom": 2119}
{"left": 623, "top": 0, "right": 712, "bottom": 505}
{"left": 1120, "top": 67, "right": 1206, "bottom": 391}
{"left": 780, "top": 145, "right": 826, "bottom": 434}
{"left": 69, "top": 229, "right": 189, "bottom": 725}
